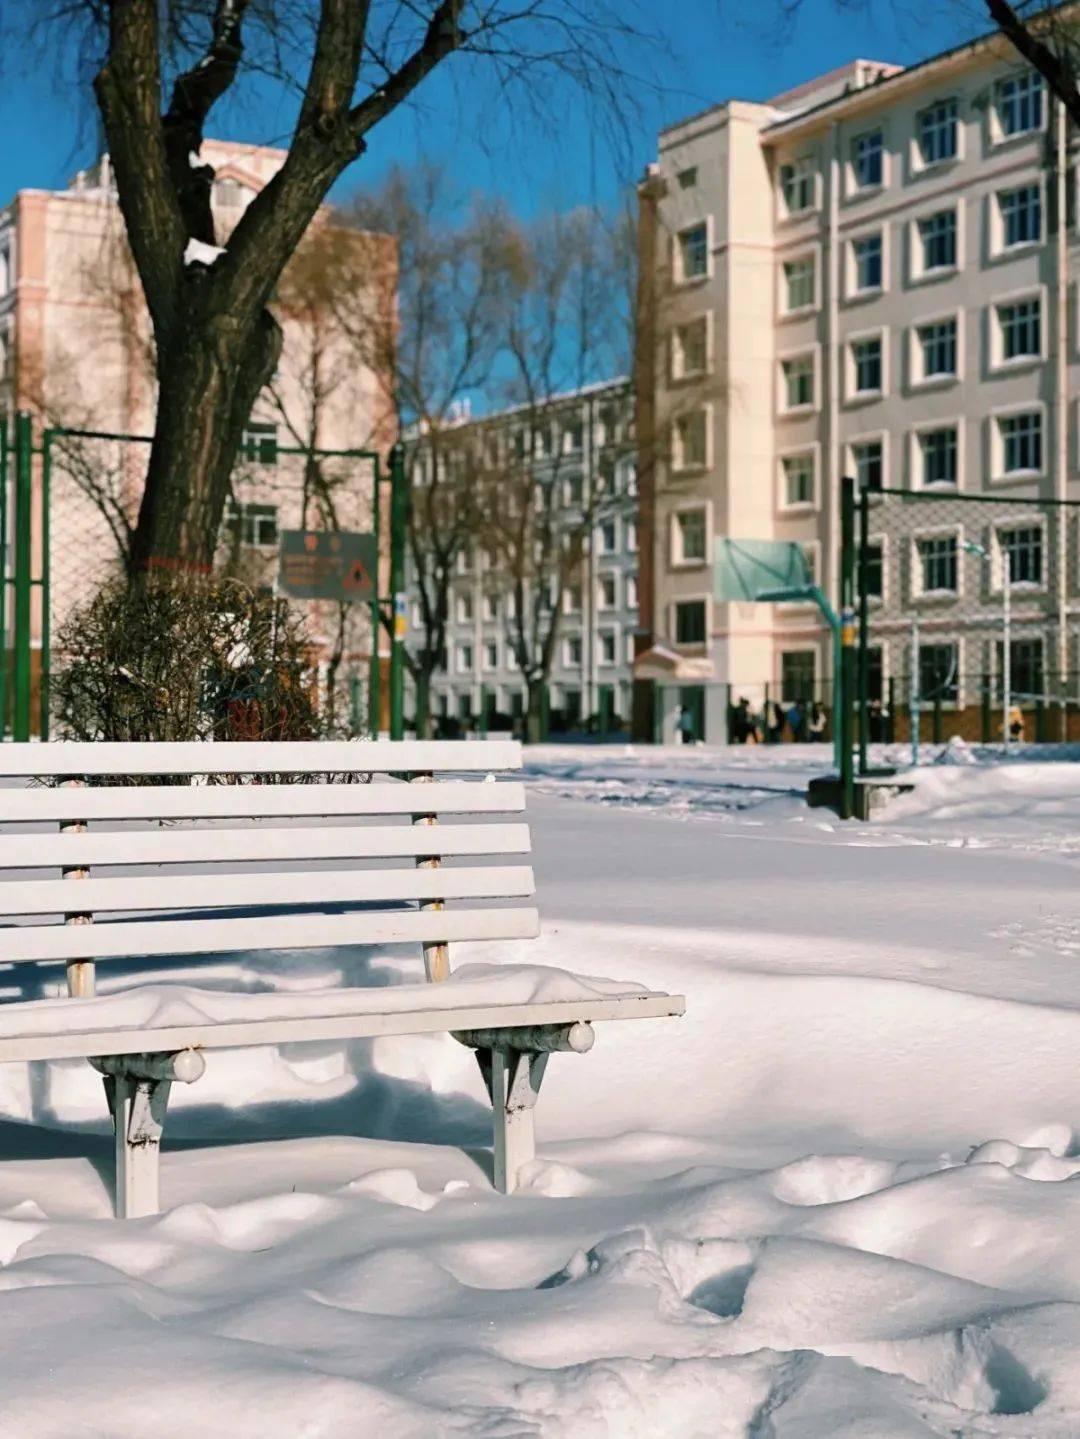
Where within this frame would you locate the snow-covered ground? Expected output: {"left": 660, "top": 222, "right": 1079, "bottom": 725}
{"left": 4, "top": 744, "right": 1080, "bottom": 1435}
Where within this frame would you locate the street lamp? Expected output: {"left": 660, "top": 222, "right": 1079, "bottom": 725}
{"left": 963, "top": 539, "right": 1011, "bottom": 749}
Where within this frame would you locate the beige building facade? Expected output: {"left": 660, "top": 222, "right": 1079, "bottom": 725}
{"left": 0, "top": 140, "right": 395, "bottom": 726}
{"left": 635, "top": 30, "right": 1076, "bottom": 742}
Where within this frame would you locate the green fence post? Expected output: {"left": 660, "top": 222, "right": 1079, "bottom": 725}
{"left": 981, "top": 674, "right": 991, "bottom": 744}
{"left": 388, "top": 442, "right": 407, "bottom": 741}
{"left": 0, "top": 416, "right": 7, "bottom": 738}
{"left": 540, "top": 681, "right": 550, "bottom": 742}
{"left": 39, "top": 428, "right": 51, "bottom": 740}
{"left": 12, "top": 412, "right": 33, "bottom": 743}
{"left": 369, "top": 458, "right": 381, "bottom": 738}
{"left": 887, "top": 675, "right": 895, "bottom": 742}
{"left": 652, "top": 682, "right": 663, "bottom": 744}
{"left": 933, "top": 696, "right": 943, "bottom": 745}
{"left": 857, "top": 482, "right": 870, "bottom": 776}
{"left": 839, "top": 477, "right": 856, "bottom": 819}
{"left": 1036, "top": 696, "right": 1046, "bottom": 744}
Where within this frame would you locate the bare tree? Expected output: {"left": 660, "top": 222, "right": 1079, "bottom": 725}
{"left": 984, "top": 1, "right": 1080, "bottom": 125}
{"left": 475, "top": 204, "right": 633, "bottom": 740}
{"left": 345, "top": 164, "right": 518, "bottom": 736}
{"left": 17, "top": 0, "right": 658, "bottom": 578}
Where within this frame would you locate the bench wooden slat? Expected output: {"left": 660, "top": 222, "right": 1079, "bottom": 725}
{"left": 0, "top": 994, "right": 685, "bottom": 1063}
{"left": 0, "top": 740, "right": 521, "bottom": 777}
{"left": 2, "top": 865, "right": 535, "bottom": 916}
{"left": 0, "top": 822, "right": 532, "bottom": 870}
{"left": 0, "top": 905, "right": 541, "bottom": 964}
{"left": 0, "top": 781, "right": 525, "bottom": 825}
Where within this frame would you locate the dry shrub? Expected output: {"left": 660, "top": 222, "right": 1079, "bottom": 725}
{"left": 52, "top": 575, "right": 330, "bottom": 775}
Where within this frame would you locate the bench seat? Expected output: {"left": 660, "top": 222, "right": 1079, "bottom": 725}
{"left": 0, "top": 739, "right": 686, "bottom": 1217}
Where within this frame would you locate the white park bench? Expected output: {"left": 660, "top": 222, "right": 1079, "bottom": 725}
{"left": 0, "top": 740, "right": 685, "bottom": 1218}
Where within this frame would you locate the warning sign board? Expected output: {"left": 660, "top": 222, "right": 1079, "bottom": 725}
{"left": 277, "top": 530, "right": 377, "bottom": 602}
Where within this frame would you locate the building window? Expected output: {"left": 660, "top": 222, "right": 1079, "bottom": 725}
{"left": 674, "top": 410, "right": 708, "bottom": 469}
{"left": 672, "top": 317, "right": 709, "bottom": 377}
{"left": 626, "top": 520, "right": 638, "bottom": 552}
{"left": 918, "top": 209, "right": 957, "bottom": 272}
{"left": 599, "top": 630, "right": 617, "bottom": 665}
{"left": 919, "top": 642, "right": 959, "bottom": 702}
{"left": 598, "top": 573, "right": 618, "bottom": 609}
{"left": 597, "top": 518, "right": 618, "bottom": 554}
{"left": 852, "top": 439, "right": 884, "bottom": 491}
{"left": 675, "top": 599, "right": 707, "bottom": 645}
{"left": 998, "top": 184, "right": 1041, "bottom": 247}
{"left": 483, "top": 592, "right": 499, "bottom": 621}
{"left": 999, "top": 525, "right": 1043, "bottom": 585}
{"left": 564, "top": 583, "right": 582, "bottom": 614}
{"left": 997, "top": 297, "right": 1041, "bottom": 362}
{"left": 564, "top": 472, "right": 584, "bottom": 507}
{"left": 676, "top": 166, "right": 698, "bottom": 189}
{"left": 999, "top": 411, "right": 1043, "bottom": 474}
{"left": 224, "top": 501, "right": 278, "bottom": 548}
{"left": 917, "top": 97, "right": 958, "bottom": 165}
{"left": 456, "top": 591, "right": 473, "bottom": 623}
{"left": 779, "top": 156, "right": 816, "bottom": 214}
{"left": 852, "top": 233, "right": 883, "bottom": 292}
{"left": 781, "top": 354, "right": 814, "bottom": 410}
{"left": 919, "top": 426, "right": 958, "bottom": 487}
{"left": 674, "top": 508, "right": 707, "bottom": 562}
{"left": 781, "top": 452, "right": 814, "bottom": 508}
{"left": 241, "top": 421, "right": 278, "bottom": 464}
{"left": 563, "top": 419, "right": 583, "bottom": 453}
{"left": 862, "top": 542, "right": 884, "bottom": 600}
{"left": 485, "top": 641, "right": 499, "bottom": 670}
{"left": 626, "top": 574, "right": 638, "bottom": 608}
{"left": 0, "top": 244, "right": 10, "bottom": 298}
{"left": 677, "top": 223, "right": 709, "bottom": 280}
{"left": 783, "top": 254, "right": 815, "bottom": 312}
{"left": 851, "top": 335, "right": 883, "bottom": 395}
{"left": 918, "top": 535, "right": 958, "bottom": 594}
{"left": 918, "top": 318, "right": 957, "bottom": 379}
{"left": 457, "top": 643, "right": 474, "bottom": 672}
{"left": 564, "top": 634, "right": 583, "bottom": 667}
{"left": 996, "top": 72, "right": 1044, "bottom": 137}
{"left": 852, "top": 129, "right": 884, "bottom": 189}
{"left": 997, "top": 637, "right": 1043, "bottom": 698}
{"left": 781, "top": 650, "right": 815, "bottom": 701}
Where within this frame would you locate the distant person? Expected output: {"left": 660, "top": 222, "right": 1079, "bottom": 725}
{"left": 808, "top": 702, "right": 827, "bottom": 742}
{"left": 867, "top": 699, "right": 884, "bottom": 743}
{"left": 1007, "top": 705, "right": 1025, "bottom": 744}
{"left": 787, "top": 699, "right": 806, "bottom": 742}
{"left": 764, "top": 699, "right": 784, "bottom": 745}
{"left": 735, "top": 697, "right": 758, "bottom": 744}
{"left": 676, "top": 704, "right": 696, "bottom": 746}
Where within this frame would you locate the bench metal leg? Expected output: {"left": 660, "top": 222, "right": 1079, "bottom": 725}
{"left": 92, "top": 1051, "right": 206, "bottom": 1219}
{"left": 481, "top": 1048, "right": 548, "bottom": 1194}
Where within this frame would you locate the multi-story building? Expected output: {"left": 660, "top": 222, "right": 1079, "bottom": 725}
{"left": 0, "top": 141, "right": 395, "bottom": 727}
{"left": 635, "top": 25, "right": 1076, "bottom": 742}
{"left": 405, "top": 378, "right": 638, "bottom": 733}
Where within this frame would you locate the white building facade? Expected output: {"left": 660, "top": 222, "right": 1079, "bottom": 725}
{"left": 635, "top": 28, "right": 1077, "bottom": 742}
{"left": 406, "top": 378, "right": 638, "bottom": 735}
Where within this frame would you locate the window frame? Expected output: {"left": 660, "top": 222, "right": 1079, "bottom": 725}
{"left": 991, "top": 179, "right": 1044, "bottom": 256}
{"left": 989, "top": 285, "right": 1046, "bottom": 371}
{"left": 847, "top": 227, "right": 887, "bottom": 300}
{"left": 671, "top": 404, "right": 713, "bottom": 472}
{"left": 776, "top": 443, "right": 820, "bottom": 514}
{"left": 913, "top": 95, "right": 961, "bottom": 173}
{"left": 910, "top": 524, "right": 964, "bottom": 602}
{"left": 777, "top": 345, "right": 820, "bottom": 415}
{"left": 991, "top": 70, "right": 1046, "bottom": 145}
{"left": 673, "top": 218, "right": 713, "bottom": 284}
{"left": 778, "top": 246, "right": 820, "bottom": 317}
{"left": 909, "top": 308, "right": 962, "bottom": 390}
{"left": 847, "top": 431, "right": 889, "bottom": 494}
{"left": 991, "top": 516, "right": 1047, "bottom": 593}
{"left": 670, "top": 313, "right": 713, "bottom": 379}
{"left": 845, "top": 327, "right": 888, "bottom": 404}
{"left": 849, "top": 126, "right": 887, "bottom": 195}
{"left": 910, "top": 418, "right": 964, "bottom": 491}
{"left": 991, "top": 403, "right": 1046, "bottom": 483}
{"left": 669, "top": 502, "right": 712, "bottom": 568}
{"left": 671, "top": 596, "right": 710, "bottom": 649}
{"left": 910, "top": 202, "right": 962, "bottom": 284}
{"left": 777, "top": 154, "right": 819, "bottom": 219}
{"left": 916, "top": 637, "right": 964, "bottom": 708}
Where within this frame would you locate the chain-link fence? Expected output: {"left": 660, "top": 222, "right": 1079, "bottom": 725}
{"left": 856, "top": 486, "right": 1080, "bottom": 748}
{"left": 39, "top": 426, "right": 382, "bottom": 737}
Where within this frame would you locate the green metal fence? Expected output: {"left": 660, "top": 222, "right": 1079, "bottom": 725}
{"left": 3, "top": 413, "right": 408, "bottom": 741}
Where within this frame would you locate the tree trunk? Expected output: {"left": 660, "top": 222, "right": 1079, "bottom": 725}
{"left": 525, "top": 678, "right": 545, "bottom": 744}
{"left": 414, "top": 666, "right": 433, "bottom": 738}
{"left": 129, "top": 293, "right": 282, "bottom": 573}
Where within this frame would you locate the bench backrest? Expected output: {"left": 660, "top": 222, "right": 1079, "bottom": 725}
{"left": 0, "top": 741, "right": 535, "bottom": 992}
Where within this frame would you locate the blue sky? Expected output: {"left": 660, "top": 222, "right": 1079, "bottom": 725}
{"left": 0, "top": 2, "right": 979, "bottom": 218}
